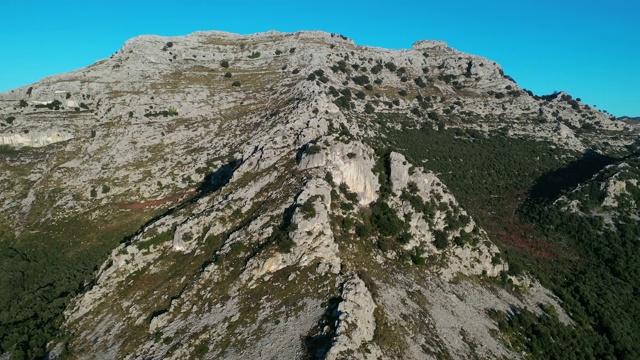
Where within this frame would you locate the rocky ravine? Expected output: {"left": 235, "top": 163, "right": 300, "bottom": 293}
{"left": 0, "top": 30, "right": 629, "bottom": 359}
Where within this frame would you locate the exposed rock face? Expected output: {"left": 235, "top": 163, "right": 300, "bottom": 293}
{"left": 325, "top": 275, "right": 380, "bottom": 360}
{"left": 1, "top": 30, "right": 630, "bottom": 359}
{"left": 0, "top": 130, "right": 73, "bottom": 147}
{"left": 299, "top": 140, "right": 380, "bottom": 205}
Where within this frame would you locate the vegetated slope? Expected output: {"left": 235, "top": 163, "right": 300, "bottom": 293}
{"left": 0, "top": 30, "right": 637, "bottom": 359}
{"left": 518, "top": 156, "right": 640, "bottom": 359}
{"left": 618, "top": 116, "right": 640, "bottom": 122}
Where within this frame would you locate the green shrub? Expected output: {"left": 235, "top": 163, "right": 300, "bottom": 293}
{"left": 384, "top": 62, "right": 397, "bottom": 71}
{"left": 345, "top": 191, "right": 359, "bottom": 203}
{"left": 397, "top": 231, "right": 412, "bottom": 245}
{"left": 331, "top": 60, "right": 349, "bottom": 73}
{"left": 101, "top": 184, "right": 110, "bottom": 194}
{"left": 364, "top": 103, "right": 375, "bottom": 114}
{"left": 433, "top": 230, "right": 448, "bottom": 249}
{"left": 343, "top": 217, "right": 354, "bottom": 230}
{"left": 5, "top": 116, "right": 15, "bottom": 124}
{"left": 308, "top": 144, "right": 322, "bottom": 154}
{"left": 300, "top": 198, "right": 318, "bottom": 220}
{"left": 357, "top": 222, "right": 373, "bottom": 239}
{"left": 35, "top": 100, "right": 62, "bottom": 110}
{"left": 324, "top": 172, "right": 334, "bottom": 185}
{"left": 371, "top": 201, "right": 404, "bottom": 237}
{"left": 224, "top": 72, "right": 232, "bottom": 78}
{"left": 340, "top": 202, "right": 354, "bottom": 211}
{"left": 248, "top": 51, "right": 261, "bottom": 59}
{"left": 411, "top": 249, "right": 426, "bottom": 265}
{"left": 352, "top": 75, "right": 370, "bottom": 86}
{"left": 377, "top": 238, "right": 389, "bottom": 252}
{"left": 220, "top": 60, "right": 229, "bottom": 68}
{"left": 439, "top": 74, "right": 456, "bottom": 84}
{"left": 232, "top": 81, "right": 241, "bottom": 87}
{"left": 273, "top": 225, "right": 295, "bottom": 253}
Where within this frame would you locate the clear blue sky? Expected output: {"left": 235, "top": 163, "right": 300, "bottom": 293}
{"left": 1, "top": 0, "right": 638, "bottom": 116}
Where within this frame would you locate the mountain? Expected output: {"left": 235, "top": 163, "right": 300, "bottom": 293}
{"left": 0, "top": 31, "right": 638, "bottom": 359}
{"left": 618, "top": 116, "right": 640, "bottom": 121}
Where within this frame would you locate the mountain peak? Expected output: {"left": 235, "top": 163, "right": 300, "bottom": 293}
{"left": 0, "top": 30, "right": 637, "bottom": 359}
{"left": 412, "top": 39, "right": 448, "bottom": 49}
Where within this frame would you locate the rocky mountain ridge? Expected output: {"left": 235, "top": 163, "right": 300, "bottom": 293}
{"left": 0, "top": 30, "right": 636, "bottom": 359}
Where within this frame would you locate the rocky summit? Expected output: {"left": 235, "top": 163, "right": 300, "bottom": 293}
{"left": 1, "top": 31, "right": 639, "bottom": 359}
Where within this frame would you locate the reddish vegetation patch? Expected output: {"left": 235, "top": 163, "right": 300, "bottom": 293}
{"left": 494, "top": 229, "right": 555, "bottom": 258}
{"left": 470, "top": 190, "right": 558, "bottom": 259}
{"left": 120, "top": 191, "right": 195, "bottom": 210}
{"left": 514, "top": 189, "right": 528, "bottom": 197}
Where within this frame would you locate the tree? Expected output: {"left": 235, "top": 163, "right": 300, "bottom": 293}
{"left": 371, "top": 201, "right": 404, "bottom": 237}
{"left": 433, "top": 230, "right": 448, "bottom": 249}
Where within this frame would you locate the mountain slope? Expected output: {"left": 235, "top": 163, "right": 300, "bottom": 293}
{"left": 0, "top": 30, "right": 637, "bottom": 359}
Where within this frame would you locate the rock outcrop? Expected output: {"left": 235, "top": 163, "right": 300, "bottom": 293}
{"left": 1, "top": 30, "right": 628, "bottom": 360}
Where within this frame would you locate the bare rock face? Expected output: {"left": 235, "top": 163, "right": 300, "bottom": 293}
{"left": 242, "top": 177, "right": 341, "bottom": 283}
{"left": 299, "top": 139, "right": 380, "bottom": 205}
{"left": 325, "top": 275, "right": 380, "bottom": 360}
{"left": 1, "top": 30, "right": 627, "bottom": 359}
{"left": 0, "top": 130, "right": 73, "bottom": 147}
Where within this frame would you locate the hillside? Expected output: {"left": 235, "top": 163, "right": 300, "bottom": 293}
{"left": 0, "top": 30, "right": 638, "bottom": 359}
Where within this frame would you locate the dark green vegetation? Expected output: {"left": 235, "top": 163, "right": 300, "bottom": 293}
{"left": 34, "top": 100, "right": 62, "bottom": 110}
{"left": 489, "top": 305, "right": 612, "bottom": 359}
{"left": 144, "top": 107, "right": 178, "bottom": 118}
{"left": 520, "top": 157, "right": 640, "bottom": 359}
{"left": 372, "top": 113, "right": 640, "bottom": 359}
{"left": 0, "top": 205, "right": 158, "bottom": 359}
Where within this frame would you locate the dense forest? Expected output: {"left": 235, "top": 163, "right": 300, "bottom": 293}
{"left": 377, "top": 114, "right": 640, "bottom": 359}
